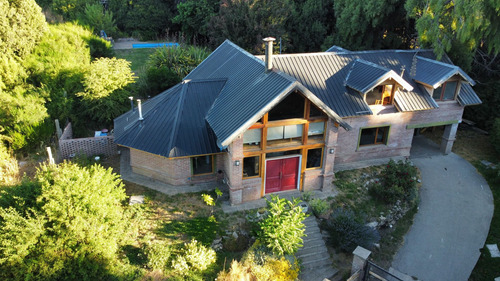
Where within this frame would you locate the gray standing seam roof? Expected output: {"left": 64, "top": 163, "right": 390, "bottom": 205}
{"left": 326, "top": 45, "right": 351, "bottom": 53}
{"left": 113, "top": 79, "right": 226, "bottom": 157}
{"left": 414, "top": 56, "right": 476, "bottom": 88}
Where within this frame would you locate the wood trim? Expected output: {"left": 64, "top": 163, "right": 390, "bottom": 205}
{"left": 191, "top": 155, "right": 215, "bottom": 176}
{"left": 305, "top": 147, "right": 324, "bottom": 170}
{"left": 243, "top": 142, "right": 324, "bottom": 157}
{"left": 242, "top": 155, "right": 261, "bottom": 179}
{"left": 267, "top": 119, "right": 308, "bottom": 127}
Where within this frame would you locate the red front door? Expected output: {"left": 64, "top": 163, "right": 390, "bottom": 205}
{"left": 265, "top": 157, "right": 300, "bottom": 194}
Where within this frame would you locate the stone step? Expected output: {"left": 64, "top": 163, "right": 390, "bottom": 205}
{"left": 302, "top": 232, "right": 323, "bottom": 243}
{"left": 297, "top": 244, "right": 329, "bottom": 257}
{"left": 300, "top": 266, "right": 339, "bottom": 281}
{"left": 301, "top": 254, "right": 333, "bottom": 268}
{"left": 304, "top": 224, "right": 321, "bottom": 234}
{"left": 298, "top": 250, "right": 330, "bottom": 263}
{"left": 303, "top": 216, "right": 318, "bottom": 226}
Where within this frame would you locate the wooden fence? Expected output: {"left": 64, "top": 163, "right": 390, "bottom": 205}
{"left": 58, "top": 122, "right": 117, "bottom": 160}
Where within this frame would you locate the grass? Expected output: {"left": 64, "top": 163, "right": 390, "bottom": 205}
{"left": 114, "top": 48, "right": 156, "bottom": 77}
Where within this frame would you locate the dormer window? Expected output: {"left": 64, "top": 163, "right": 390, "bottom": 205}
{"left": 433, "top": 81, "right": 458, "bottom": 101}
{"left": 366, "top": 85, "right": 394, "bottom": 105}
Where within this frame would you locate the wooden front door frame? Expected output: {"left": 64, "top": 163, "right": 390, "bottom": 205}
{"left": 263, "top": 154, "right": 301, "bottom": 194}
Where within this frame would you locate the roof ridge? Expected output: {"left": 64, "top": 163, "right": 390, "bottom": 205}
{"left": 167, "top": 81, "right": 189, "bottom": 154}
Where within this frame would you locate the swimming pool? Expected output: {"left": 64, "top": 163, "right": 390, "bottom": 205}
{"left": 132, "top": 42, "right": 179, "bottom": 49}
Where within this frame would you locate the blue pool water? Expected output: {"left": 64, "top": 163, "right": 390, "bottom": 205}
{"left": 132, "top": 42, "right": 179, "bottom": 49}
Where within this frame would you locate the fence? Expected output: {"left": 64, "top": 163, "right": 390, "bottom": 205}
{"left": 362, "top": 261, "right": 403, "bottom": 281}
{"left": 58, "top": 122, "right": 117, "bottom": 160}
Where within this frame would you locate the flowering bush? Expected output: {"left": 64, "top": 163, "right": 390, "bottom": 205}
{"left": 370, "top": 159, "right": 418, "bottom": 204}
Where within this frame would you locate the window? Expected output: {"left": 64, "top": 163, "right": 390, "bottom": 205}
{"left": 433, "top": 81, "right": 458, "bottom": 101}
{"left": 243, "top": 156, "right": 260, "bottom": 178}
{"left": 266, "top": 124, "right": 303, "bottom": 148}
{"left": 191, "top": 155, "right": 213, "bottom": 175}
{"left": 243, "top": 129, "right": 261, "bottom": 150}
{"left": 308, "top": 121, "right": 325, "bottom": 143}
{"left": 306, "top": 148, "right": 323, "bottom": 169}
{"left": 359, "top": 126, "right": 389, "bottom": 146}
{"left": 268, "top": 91, "right": 304, "bottom": 121}
{"left": 309, "top": 103, "right": 326, "bottom": 118}
{"left": 366, "top": 85, "right": 393, "bottom": 105}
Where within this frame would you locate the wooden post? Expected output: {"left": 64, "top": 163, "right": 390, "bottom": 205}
{"left": 46, "top": 147, "right": 55, "bottom": 165}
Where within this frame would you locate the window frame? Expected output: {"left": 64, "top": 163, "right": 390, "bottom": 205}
{"left": 358, "top": 126, "right": 390, "bottom": 147}
{"left": 305, "top": 147, "right": 324, "bottom": 170}
{"left": 191, "top": 155, "right": 215, "bottom": 176}
{"left": 242, "top": 155, "right": 261, "bottom": 179}
{"left": 433, "top": 80, "right": 459, "bottom": 101}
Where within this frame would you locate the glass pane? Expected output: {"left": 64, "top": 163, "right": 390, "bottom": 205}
{"left": 268, "top": 92, "right": 305, "bottom": 121}
{"left": 366, "top": 86, "right": 383, "bottom": 105}
{"left": 308, "top": 122, "right": 325, "bottom": 135}
{"left": 443, "top": 81, "right": 457, "bottom": 100}
{"left": 360, "top": 128, "right": 377, "bottom": 146}
{"left": 433, "top": 85, "right": 443, "bottom": 100}
{"left": 284, "top": 124, "right": 303, "bottom": 138}
{"left": 376, "top": 127, "right": 386, "bottom": 143}
{"left": 309, "top": 103, "right": 326, "bottom": 118}
{"left": 243, "top": 129, "right": 261, "bottom": 144}
{"left": 306, "top": 148, "right": 323, "bottom": 169}
{"left": 267, "top": 126, "right": 284, "bottom": 141}
{"left": 243, "top": 156, "right": 260, "bottom": 178}
{"left": 192, "top": 156, "right": 213, "bottom": 175}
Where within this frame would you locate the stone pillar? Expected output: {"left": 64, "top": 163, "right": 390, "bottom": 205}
{"left": 322, "top": 120, "right": 338, "bottom": 192}
{"left": 227, "top": 136, "right": 244, "bottom": 205}
{"left": 440, "top": 123, "right": 458, "bottom": 155}
{"left": 351, "top": 246, "right": 371, "bottom": 276}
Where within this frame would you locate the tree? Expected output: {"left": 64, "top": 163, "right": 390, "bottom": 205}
{"left": 406, "top": 0, "right": 500, "bottom": 69}
{"left": 78, "top": 3, "right": 118, "bottom": 38}
{"left": 173, "top": 0, "right": 219, "bottom": 43}
{"left": 332, "top": 0, "right": 414, "bottom": 50}
{"left": 0, "top": 162, "right": 130, "bottom": 280}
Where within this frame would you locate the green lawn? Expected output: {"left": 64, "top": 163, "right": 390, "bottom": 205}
{"left": 114, "top": 48, "right": 156, "bottom": 77}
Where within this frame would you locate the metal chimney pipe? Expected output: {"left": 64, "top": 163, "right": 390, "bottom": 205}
{"left": 129, "top": 96, "right": 134, "bottom": 112}
{"left": 137, "top": 99, "right": 144, "bottom": 121}
{"left": 263, "top": 37, "right": 276, "bottom": 72}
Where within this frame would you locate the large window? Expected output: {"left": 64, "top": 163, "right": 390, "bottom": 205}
{"left": 243, "top": 129, "right": 261, "bottom": 150}
{"left": 307, "top": 121, "right": 325, "bottom": 143}
{"left": 243, "top": 156, "right": 260, "bottom": 178}
{"left": 359, "top": 126, "right": 390, "bottom": 146}
{"left": 268, "top": 92, "right": 305, "bottom": 121}
{"left": 433, "top": 81, "right": 458, "bottom": 101}
{"left": 366, "top": 85, "right": 393, "bottom": 105}
{"left": 191, "top": 155, "right": 214, "bottom": 175}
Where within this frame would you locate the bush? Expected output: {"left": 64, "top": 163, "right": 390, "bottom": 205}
{"left": 370, "top": 159, "right": 418, "bottom": 204}
{"left": 309, "top": 198, "right": 329, "bottom": 217}
{"left": 0, "top": 144, "right": 19, "bottom": 186}
{"left": 325, "top": 208, "right": 380, "bottom": 252}
{"left": 0, "top": 162, "right": 131, "bottom": 280}
{"left": 256, "top": 195, "right": 307, "bottom": 256}
{"left": 183, "top": 239, "right": 217, "bottom": 271}
{"left": 217, "top": 243, "right": 299, "bottom": 281}
{"left": 144, "top": 240, "right": 172, "bottom": 271}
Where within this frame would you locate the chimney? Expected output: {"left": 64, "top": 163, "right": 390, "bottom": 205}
{"left": 263, "top": 37, "right": 276, "bottom": 72}
{"left": 129, "top": 96, "right": 134, "bottom": 112}
{"left": 137, "top": 99, "right": 144, "bottom": 121}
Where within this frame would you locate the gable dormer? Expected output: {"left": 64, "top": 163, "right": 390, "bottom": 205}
{"left": 345, "top": 59, "right": 413, "bottom": 106}
{"left": 413, "top": 56, "right": 475, "bottom": 102}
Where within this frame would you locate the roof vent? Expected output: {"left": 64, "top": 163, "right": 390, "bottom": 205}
{"left": 263, "top": 37, "right": 276, "bottom": 73}
{"left": 137, "top": 99, "right": 144, "bottom": 121}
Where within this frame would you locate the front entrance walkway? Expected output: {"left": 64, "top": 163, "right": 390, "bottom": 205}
{"left": 391, "top": 136, "right": 494, "bottom": 281}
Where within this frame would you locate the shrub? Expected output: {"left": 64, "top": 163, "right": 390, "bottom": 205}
{"left": 309, "top": 198, "right": 329, "bottom": 217}
{"left": 217, "top": 244, "right": 299, "bottom": 281}
{"left": 171, "top": 255, "right": 189, "bottom": 275}
{"left": 256, "top": 195, "right": 307, "bottom": 256}
{"left": 370, "top": 159, "right": 418, "bottom": 204}
{"left": 0, "top": 144, "right": 19, "bottom": 186}
{"left": 301, "top": 190, "right": 314, "bottom": 202}
{"left": 325, "top": 208, "right": 380, "bottom": 252}
{"left": 183, "top": 239, "right": 217, "bottom": 271}
{"left": 144, "top": 240, "right": 172, "bottom": 271}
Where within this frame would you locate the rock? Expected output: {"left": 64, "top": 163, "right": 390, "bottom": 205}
{"left": 129, "top": 195, "right": 145, "bottom": 205}
{"left": 373, "top": 243, "right": 380, "bottom": 249}
{"left": 366, "top": 221, "right": 378, "bottom": 228}
{"left": 232, "top": 231, "right": 238, "bottom": 239}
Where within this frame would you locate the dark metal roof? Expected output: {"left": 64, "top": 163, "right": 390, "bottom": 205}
{"left": 326, "top": 45, "right": 351, "bottom": 53}
{"left": 114, "top": 79, "right": 226, "bottom": 157}
{"left": 345, "top": 59, "right": 390, "bottom": 93}
{"left": 413, "top": 56, "right": 476, "bottom": 88}
{"left": 458, "top": 82, "right": 482, "bottom": 106}
{"left": 272, "top": 50, "right": 442, "bottom": 116}
{"left": 185, "top": 40, "right": 348, "bottom": 147}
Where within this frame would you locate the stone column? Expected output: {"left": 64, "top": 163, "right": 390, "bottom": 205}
{"left": 351, "top": 246, "right": 372, "bottom": 276}
{"left": 322, "top": 120, "right": 338, "bottom": 192}
{"left": 227, "top": 136, "right": 244, "bottom": 205}
{"left": 440, "top": 123, "right": 458, "bottom": 155}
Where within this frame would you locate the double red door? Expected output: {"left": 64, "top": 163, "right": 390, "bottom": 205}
{"left": 265, "top": 156, "right": 300, "bottom": 194}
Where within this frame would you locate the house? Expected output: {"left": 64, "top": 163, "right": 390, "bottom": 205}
{"left": 114, "top": 38, "right": 481, "bottom": 205}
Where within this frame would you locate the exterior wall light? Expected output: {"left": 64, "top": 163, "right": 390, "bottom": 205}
{"left": 329, "top": 148, "right": 335, "bottom": 154}
{"left": 235, "top": 160, "right": 240, "bottom": 166}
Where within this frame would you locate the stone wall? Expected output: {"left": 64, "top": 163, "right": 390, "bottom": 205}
{"left": 335, "top": 102, "right": 464, "bottom": 165}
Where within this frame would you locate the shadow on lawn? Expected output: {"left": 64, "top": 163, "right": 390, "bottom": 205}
{"left": 160, "top": 216, "right": 219, "bottom": 245}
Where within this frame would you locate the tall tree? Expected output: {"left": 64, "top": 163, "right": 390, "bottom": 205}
{"left": 173, "top": 0, "right": 219, "bottom": 44}
{"left": 332, "top": 0, "right": 413, "bottom": 50}
{"left": 406, "top": 0, "right": 500, "bottom": 69}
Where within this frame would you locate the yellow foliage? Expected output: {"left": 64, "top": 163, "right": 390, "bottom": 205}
{"left": 0, "top": 144, "right": 19, "bottom": 186}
